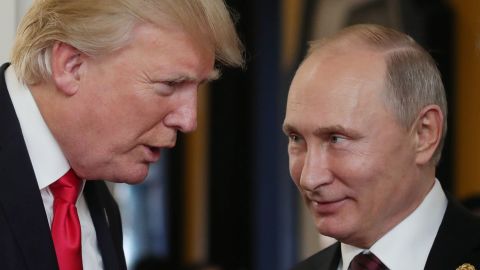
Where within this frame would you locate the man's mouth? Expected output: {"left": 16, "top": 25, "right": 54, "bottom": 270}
{"left": 309, "top": 197, "right": 348, "bottom": 215}
{"left": 144, "top": 145, "right": 161, "bottom": 163}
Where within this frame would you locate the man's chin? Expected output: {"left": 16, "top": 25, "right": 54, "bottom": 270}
{"left": 120, "top": 171, "right": 149, "bottom": 184}
{"left": 315, "top": 217, "right": 348, "bottom": 240}
{"left": 100, "top": 164, "right": 150, "bottom": 184}
{"left": 113, "top": 175, "right": 148, "bottom": 185}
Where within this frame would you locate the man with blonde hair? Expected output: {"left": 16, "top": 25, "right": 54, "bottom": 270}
{"left": 0, "top": 1, "right": 243, "bottom": 270}
{"left": 284, "top": 24, "right": 480, "bottom": 270}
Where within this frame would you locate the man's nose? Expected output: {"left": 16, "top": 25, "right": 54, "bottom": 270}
{"left": 164, "top": 91, "right": 198, "bottom": 133}
{"left": 299, "top": 150, "right": 334, "bottom": 192}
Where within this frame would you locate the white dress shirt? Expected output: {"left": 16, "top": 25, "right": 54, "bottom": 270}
{"left": 338, "top": 179, "right": 448, "bottom": 270}
{"left": 5, "top": 65, "right": 104, "bottom": 270}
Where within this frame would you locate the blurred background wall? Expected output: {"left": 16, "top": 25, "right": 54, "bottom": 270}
{"left": 1, "top": 0, "right": 480, "bottom": 269}
{"left": 0, "top": 1, "right": 31, "bottom": 63}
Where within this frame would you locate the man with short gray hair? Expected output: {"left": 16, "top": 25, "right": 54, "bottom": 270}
{"left": 0, "top": 1, "right": 244, "bottom": 269}
{"left": 284, "top": 24, "right": 480, "bottom": 270}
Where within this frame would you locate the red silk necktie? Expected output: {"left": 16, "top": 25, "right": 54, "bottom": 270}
{"left": 349, "top": 252, "right": 389, "bottom": 270}
{"left": 50, "top": 169, "right": 83, "bottom": 270}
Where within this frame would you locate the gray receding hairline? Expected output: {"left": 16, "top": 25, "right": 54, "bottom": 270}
{"left": 304, "top": 24, "right": 448, "bottom": 165}
{"left": 383, "top": 46, "right": 447, "bottom": 165}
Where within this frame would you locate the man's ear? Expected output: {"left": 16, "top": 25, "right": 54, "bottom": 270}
{"left": 51, "top": 42, "right": 84, "bottom": 96}
{"left": 413, "top": 105, "right": 444, "bottom": 165}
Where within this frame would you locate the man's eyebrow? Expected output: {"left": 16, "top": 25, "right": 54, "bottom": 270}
{"left": 202, "top": 69, "right": 220, "bottom": 83}
{"left": 168, "top": 69, "right": 220, "bottom": 84}
{"left": 313, "top": 125, "right": 361, "bottom": 138}
{"left": 282, "top": 123, "right": 362, "bottom": 138}
{"left": 282, "top": 123, "right": 297, "bottom": 135}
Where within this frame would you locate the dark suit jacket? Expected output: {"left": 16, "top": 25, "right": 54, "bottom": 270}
{"left": 292, "top": 198, "right": 480, "bottom": 270}
{"left": 0, "top": 63, "right": 127, "bottom": 270}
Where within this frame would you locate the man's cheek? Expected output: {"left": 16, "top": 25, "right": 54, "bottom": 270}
{"left": 289, "top": 158, "right": 303, "bottom": 185}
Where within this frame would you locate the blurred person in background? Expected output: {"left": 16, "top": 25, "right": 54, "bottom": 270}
{"left": 283, "top": 24, "right": 480, "bottom": 270}
{"left": 0, "top": 1, "right": 243, "bottom": 270}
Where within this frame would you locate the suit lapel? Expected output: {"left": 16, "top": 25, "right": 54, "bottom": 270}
{"left": 326, "top": 243, "right": 341, "bottom": 270}
{"left": 292, "top": 242, "right": 340, "bottom": 270}
{"left": 84, "top": 182, "right": 121, "bottom": 270}
{"left": 0, "top": 63, "right": 58, "bottom": 270}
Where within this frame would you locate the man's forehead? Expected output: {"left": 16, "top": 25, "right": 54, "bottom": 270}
{"left": 286, "top": 58, "right": 391, "bottom": 134}
{"left": 292, "top": 49, "right": 387, "bottom": 96}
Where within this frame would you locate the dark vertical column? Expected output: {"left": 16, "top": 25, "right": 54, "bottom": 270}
{"left": 251, "top": 1, "right": 281, "bottom": 269}
{"left": 208, "top": 1, "right": 298, "bottom": 269}
{"left": 252, "top": 1, "right": 298, "bottom": 269}
{"left": 168, "top": 138, "right": 186, "bottom": 266}
{"left": 208, "top": 0, "right": 253, "bottom": 269}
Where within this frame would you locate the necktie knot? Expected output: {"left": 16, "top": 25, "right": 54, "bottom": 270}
{"left": 350, "top": 252, "right": 389, "bottom": 270}
{"left": 50, "top": 169, "right": 82, "bottom": 204}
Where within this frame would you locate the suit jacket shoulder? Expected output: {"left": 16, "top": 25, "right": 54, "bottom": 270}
{"left": 291, "top": 242, "right": 340, "bottom": 270}
{"left": 0, "top": 63, "right": 126, "bottom": 270}
{"left": 0, "top": 62, "right": 60, "bottom": 270}
{"left": 290, "top": 196, "right": 480, "bottom": 270}
{"left": 425, "top": 197, "right": 480, "bottom": 269}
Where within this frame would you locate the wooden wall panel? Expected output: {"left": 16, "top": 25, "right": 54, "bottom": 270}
{"left": 450, "top": 0, "right": 480, "bottom": 198}
{"left": 183, "top": 84, "right": 210, "bottom": 263}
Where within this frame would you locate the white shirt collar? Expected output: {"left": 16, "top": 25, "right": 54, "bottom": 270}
{"left": 5, "top": 65, "right": 71, "bottom": 189}
{"left": 340, "top": 179, "right": 447, "bottom": 270}
{"left": 340, "top": 244, "right": 364, "bottom": 270}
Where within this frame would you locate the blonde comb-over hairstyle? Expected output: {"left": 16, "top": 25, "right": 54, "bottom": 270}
{"left": 308, "top": 24, "right": 447, "bottom": 165}
{"left": 11, "top": 0, "right": 245, "bottom": 85}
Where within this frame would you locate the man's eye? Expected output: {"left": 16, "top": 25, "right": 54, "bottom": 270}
{"left": 330, "top": 134, "right": 345, "bottom": 144}
{"left": 165, "top": 81, "right": 178, "bottom": 87}
{"left": 152, "top": 82, "right": 177, "bottom": 96}
{"left": 289, "top": 134, "right": 300, "bottom": 143}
